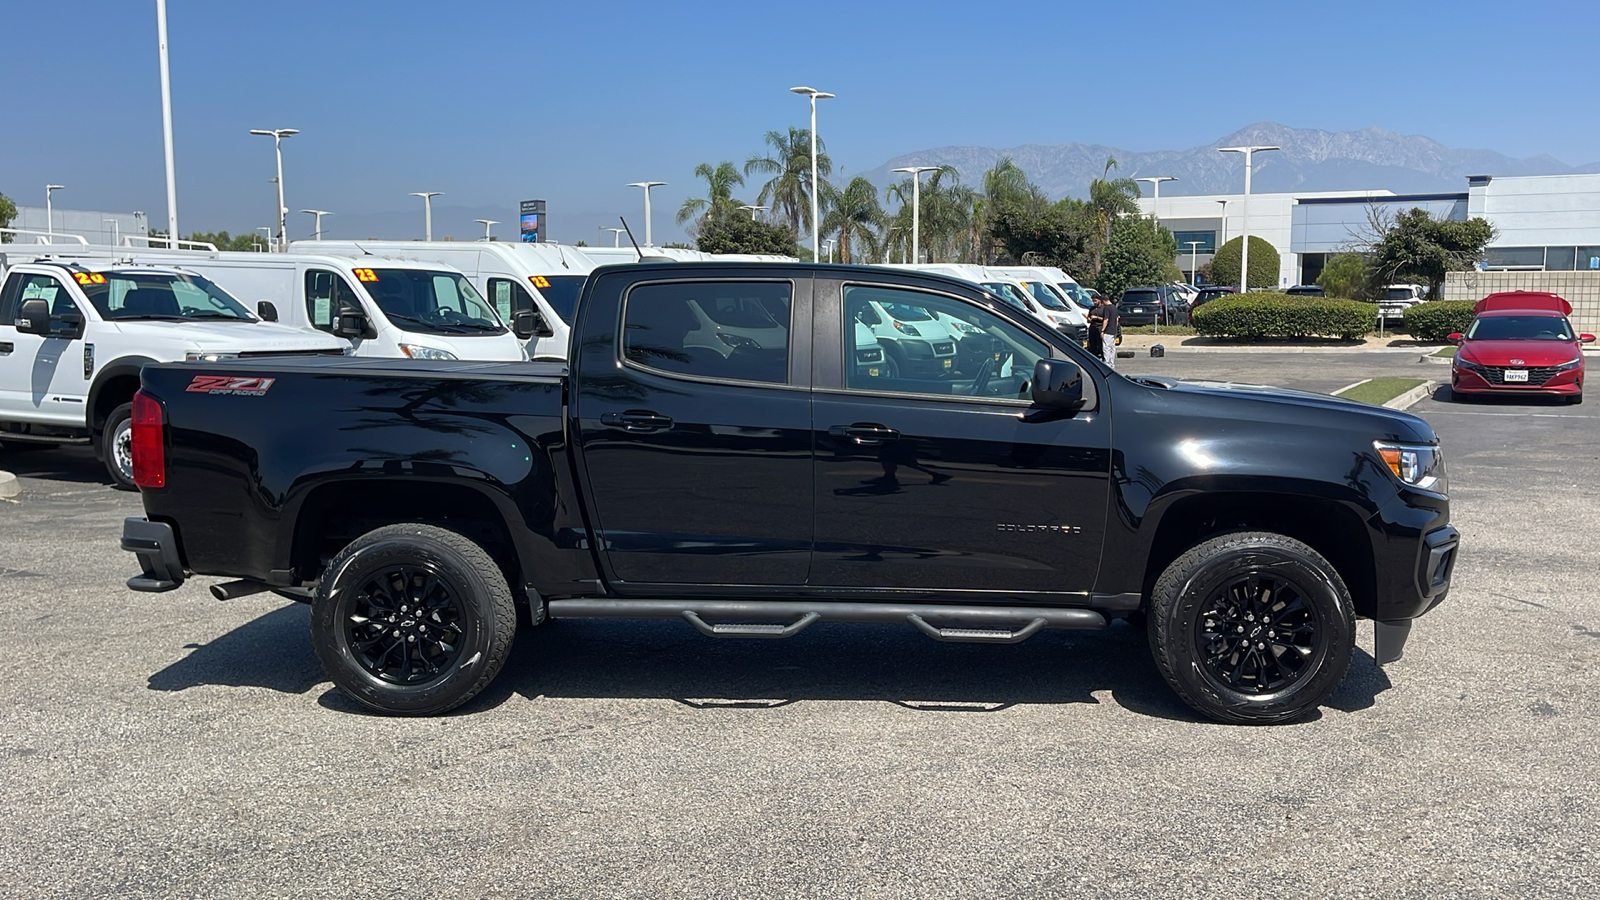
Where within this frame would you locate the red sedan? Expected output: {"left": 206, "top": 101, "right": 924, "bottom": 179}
{"left": 1450, "top": 292, "right": 1594, "bottom": 404}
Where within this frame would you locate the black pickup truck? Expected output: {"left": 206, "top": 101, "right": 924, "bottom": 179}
{"left": 123, "top": 263, "right": 1458, "bottom": 724}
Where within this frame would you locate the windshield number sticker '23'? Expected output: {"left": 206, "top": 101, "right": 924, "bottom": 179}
{"left": 185, "top": 375, "right": 276, "bottom": 396}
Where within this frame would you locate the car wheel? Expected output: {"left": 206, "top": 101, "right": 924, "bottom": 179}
{"left": 101, "top": 402, "right": 137, "bottom": 491}
{"left": 311, "top": 523, "right": 516, "bottom": 716}
{"left": 1147, "top": 531, "right": 1354, "bottom": 725}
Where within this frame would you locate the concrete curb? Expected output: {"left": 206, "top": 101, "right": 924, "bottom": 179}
{"left": 1385, "top": 381, "right": 1437, "bottom": 410}
{"left": 0, "top": 470, "right": 18, "bottom": 499}
{"left": 1421, "top": 353, "right": 1454, "bottom": 365}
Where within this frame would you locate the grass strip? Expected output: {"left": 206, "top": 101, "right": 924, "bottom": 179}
{"left": 1122, "top": 325, "right": 1197, "bottom": 336}
{"left": 1431, "top": 346, "right": 1457, "bottom": 358}
{"left": 1334, "top": 377, "right": 1427, "bottom": 406}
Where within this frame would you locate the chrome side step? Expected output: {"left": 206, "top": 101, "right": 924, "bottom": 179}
{"left": 546, "top": 598, "right": 1106, "bottom": 644}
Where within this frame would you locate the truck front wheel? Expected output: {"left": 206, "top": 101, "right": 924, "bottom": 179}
{"left": 1147, "top": 531, "right": 1354, "bottom": 725}
{"left": 102, "top": 402, "right": 137, "bottom": 491}
{"left": 311, "top": 524, "right": 516, "bottom": 716}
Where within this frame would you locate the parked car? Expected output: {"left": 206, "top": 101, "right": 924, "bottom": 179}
{"left": 0, "top": 256, "right": 348, "bottom": 487}
{"left": 1286, "top": 285, "right": 1325, "bottom": 297}
{"left": 1450, "top": 291, "right": 1592, "bottom": 404}
{"left": 1378, "top": 284, "right": 1426, "bottom": 322}
{"left": 1118, "top": 286, "right": 1189, "bottom": 326}
{"left": 124, "top": 262, "right": 1458, "bottom": 725}
{"left": 1191, "top": 286, "right": 1236, "bottom": 309}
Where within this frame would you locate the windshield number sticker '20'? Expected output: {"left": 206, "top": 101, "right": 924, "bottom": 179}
{"left": 186, "top": 375, "right": 276, "bottom": 396}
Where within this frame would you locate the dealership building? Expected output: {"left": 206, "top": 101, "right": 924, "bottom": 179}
{"left": 1138, "top": 173, "right": 1600, "bottom": 288}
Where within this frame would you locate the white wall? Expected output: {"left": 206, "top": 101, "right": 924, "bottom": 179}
{"left": 1468, "top": 174, "right": 1600, "bottom": 249}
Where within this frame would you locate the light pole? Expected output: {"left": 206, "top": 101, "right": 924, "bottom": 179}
{"left": 301, "top": 209, "right": 331, "bottom": 240}
{"left": 409, "top": 191, "right": 442, "bottom": 241}
{"left": 606, "top": 227, "right": 626, "bottom": 247}
{"left": 1136, "top": 176, "right": 1177, "bottom": 226}
{"left": 44, "top": 185, "right": 64, "bottom": 237}
{"left": 249, "top": 128, "right": 297, "bottom": 250}
{"left": 474, "top": 219, "right": 498, "bottom": 241}
{"left": 256, "top": 227, "right": 272, "bottom": 252}
{"left": 597, "top": 225, "right": 604, "bottom": 246}
{"left": 790, "top": 86, "right": 834, "bottom": 261}
{"left": 1216, "top": 199, "right": 1229, "bottom": 246}
{"left": 156, "top": 0, "right": 179, "bottom": 246}
{"left": 821, "top": 238, "right": 836, "bottom": 263}
{"left": 104, "top": 219, "right": 120, "bottom": 246}
{"left": 1218, "top": 146, "right": 1278, "bottom": 292}
{"left": 739, "top": 204, "right": 768, "bottom": 220}
{"left": 1185, "top": 240, "right": 1203, "bottom": 286}
{"left": 626, "top": 181, "right": 666, "bottom": 246}
{"left": 891, "top": 165, "right": 938, "bottom": 264}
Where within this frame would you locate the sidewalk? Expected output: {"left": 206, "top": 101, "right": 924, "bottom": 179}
{"left": 1117, "top": 334, "right": 1442, "bottom": 354}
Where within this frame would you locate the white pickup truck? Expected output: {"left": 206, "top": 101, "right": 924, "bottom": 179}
{"left": 0, "top": 256, "right": 348, "bottom": 488}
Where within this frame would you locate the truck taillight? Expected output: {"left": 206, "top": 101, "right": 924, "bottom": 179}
{"left": 131, "top": 390, "right": 166, "bottom": 489}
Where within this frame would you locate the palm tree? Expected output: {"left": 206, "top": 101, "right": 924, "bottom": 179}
{"left": 744, "top": 127, "right": 831, "bottom": 237}
{"left": 676, "top": 161, "right": 745, "bottom": 226}
{"left": 1088, "top": 156, "right": 1141, "bottom": 275}
{"left": 820, "top": 177, "right": 883, "bottom": 264}
{"left": 884, "top": 167, "right": 975, "bottom": 263}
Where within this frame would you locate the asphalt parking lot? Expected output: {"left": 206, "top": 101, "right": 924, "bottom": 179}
{"left": 3, "top": 349, "right": 1597, "bottom": 898}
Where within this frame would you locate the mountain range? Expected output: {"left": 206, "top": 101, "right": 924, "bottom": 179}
{"left": 864, "top": 122, "right": 1600, "bottom": 200}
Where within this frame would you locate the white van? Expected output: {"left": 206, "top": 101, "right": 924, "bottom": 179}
{"left": 994, "top": 265, "right": 1095, "bottom": 311}
{"left": 91, "top": 250, "right": 531, "bottom": 361}
{"left": 292, "top": 241, "right": 591, "bottom": 360}
{"left": 883, "top": 263, "right": 1088, "bottom": 342}
{"left": 0, "top": 256, "right": 348, "bottom": 487}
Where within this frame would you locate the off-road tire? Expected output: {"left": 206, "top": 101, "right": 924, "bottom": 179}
{"left": 311, "top": 524, "right": 515, "bottom": 716}
{"left": 1148, "top": 531, "right": 1354, "bottom": 725}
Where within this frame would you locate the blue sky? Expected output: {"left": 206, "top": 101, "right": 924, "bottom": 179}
{"left": 4, "top": 0, "right": 1593, "bottom": 245}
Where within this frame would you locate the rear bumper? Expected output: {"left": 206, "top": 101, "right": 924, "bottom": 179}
{"left": 123, "top": 517, "right": 186, "bottom": 592}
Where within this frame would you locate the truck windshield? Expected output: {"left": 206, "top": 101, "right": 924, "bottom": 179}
{"left": 77, "top": 271, "right": 256, "bottom": 321}
{"left": 1027, "top": 282, "right": 1070, "bottom": 311}
{"left": 1059, "top": 283, "right": 1094, "bottom": 309}
{"left": 881, "top": 303, "right": 933, "bottom": 322}
{"left": 531, "top": 275, "right": 585, "bottom": 325}
{"left": 981, "top": 282, "right": 1034, "bottom": 310}
{"left": 1466, "top": 315, "right": 1574, "bottom": 341}
{"left": 365, "top": 269, "right": 505, "bottom": 335}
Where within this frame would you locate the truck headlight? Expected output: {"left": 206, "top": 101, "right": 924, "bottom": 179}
{"left": 892, "top": 321, "right": 921, "bottom": 337}
{"left": 399, "top": 344, "right": 458, "bottom": 361}
{"left": 185, "top": 351, "right": 240, "bottom": 362}
{"left": 1374, "top": 441, "right": 1446, "bottom": 494}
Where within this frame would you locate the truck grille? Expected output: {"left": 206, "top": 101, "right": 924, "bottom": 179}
{"left": 855, "top": 347, "right": 883, "bottom": 363}
{"left": 1481, "top": 365, "right": 1559, "bottom": 386}
{"left": 932, "top": 342, "right": 955, "bottom": 355}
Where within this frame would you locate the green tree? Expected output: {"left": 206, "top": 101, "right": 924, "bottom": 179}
{"left": 745, "top": 127, "right": 831, "bottom": 237}
{"left": 1094, "top": 215, "right": 1178, "bottom": 300}
{"left": 696, "top": 214, "right": 799, "bottom": 256}
{"left": 1087, "top": 157, "right": 1142, "bottom": 277}
{"left": 676, "top": 161, "right": 745, "bottom": 227}
{"left": 1369, "top": 208, "right": 1494, "bottom": 299}
{"left": 882, "top": 167, "right": 975, "bottom": 263}
{"left": 1210, "top": 236, "right": 1280, "bottom": 290}
{"left": 1316, "top": 251, "right": 1376, "bottom": 300}
{"left": 0, "top": 191, "right": 16, "bottom": 242}
{"left": 821, "top": 176, "right": 883, "bottom": 264}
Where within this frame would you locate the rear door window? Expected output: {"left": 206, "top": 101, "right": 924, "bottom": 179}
{"left": 622, "top": 281, "right": 792, "bottom": 384}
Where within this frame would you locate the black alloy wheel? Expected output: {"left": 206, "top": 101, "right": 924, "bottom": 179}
{"left": 1194, "top": 573, "right": 1320, "bottom": 694}
{"left": 345, "top": 564, "right": 467, "bottom": 685}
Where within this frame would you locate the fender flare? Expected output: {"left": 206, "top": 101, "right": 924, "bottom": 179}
{"left": 87, "top": 356, "right": 160, "bottom": 444}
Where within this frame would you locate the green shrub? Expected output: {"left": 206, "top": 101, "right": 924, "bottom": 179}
{"left": 1402, "top": 300, "right": 1476, "bottom": 341}
{"left": 1191, "top": 293, "right": 1374, "bottom": 341}
{"left": 1209, "top": 236, "right": 1280, "bottom": 290}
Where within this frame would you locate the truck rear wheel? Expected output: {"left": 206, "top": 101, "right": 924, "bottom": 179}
{"left": 311, "top": 524, "right": 516, "bottom": 716}
{"left": 1147, "top": 531, "right": 1354, "bottom": 725}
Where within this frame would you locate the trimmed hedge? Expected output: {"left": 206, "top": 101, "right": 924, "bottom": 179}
{"left": 1191, "top": 293, "right": 1374, "bottom": 341}
{"left": 1402, "top": 300, "right": 1476, "bottom": 341}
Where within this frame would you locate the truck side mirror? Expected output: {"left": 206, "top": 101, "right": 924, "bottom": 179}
{"left": 512, "top": 309, "right": 551, "bottom": 340}
{"left": 333, "top": 305, "right": 370, "bottom": 340}
{"left": 1031, "top": 359, "right": 1085, "bottom": 410}
{"left": 257, "top": 300, "right": 279, "bottom": 322}
{"left": 15, "top": 299, "right": 50, "bottom": 336}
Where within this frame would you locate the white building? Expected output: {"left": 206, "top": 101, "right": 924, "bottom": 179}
{"left": 1137, "top": 172, "right": 1600, "bottom": 287}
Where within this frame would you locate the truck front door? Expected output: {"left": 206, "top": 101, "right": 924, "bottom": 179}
{"left": 572, "top": 274, "right": 813, "bottom": 588}
{"left": 0, "top": 271, "right": 93, "bottom": 426}
{"left": 811, "top": 280, "right": 1111, "bottom": 596}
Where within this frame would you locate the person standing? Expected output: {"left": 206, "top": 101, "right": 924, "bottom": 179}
{"left": 1096, "top": 296, "right": 1120, "bottom": 368}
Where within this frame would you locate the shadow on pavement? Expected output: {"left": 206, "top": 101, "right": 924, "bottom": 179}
{"left": 147, "top": 602, "right": 325, "bottom": 695}
{"left": 1, "top": 445, "right": 114, "bottom": 487}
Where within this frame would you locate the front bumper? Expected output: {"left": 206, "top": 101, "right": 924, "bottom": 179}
{"left": 123, "top": 517, "right": 186, "bottom": 592}
{"left": 1453, "top": 365, "right": 1582, "bottom": 395}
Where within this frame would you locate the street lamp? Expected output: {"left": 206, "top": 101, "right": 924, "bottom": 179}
{"left": 605, "top": 227, "right": 626, "bottom": 247}
{"left": 790, "top": 86, "right": 834, "bottom": 260}
{"left": 1216, "top": 199, "right": 1229, "bottom": 246}
{"left": 474, "top": 219, "right": 498, "bottom": 241}
{"left": 103, "top": 219, "right": 120, "bottom": 246}
{"left": 156, "top": 0, "right": 179, "bottom": 246}
{"left": 1218, "top": 146, "right": 1278, "bottom": 292}
{"left": 821, "top": 238, "right": 836, "bottom": 263}
{"left": 255, "top": 227, "right": 272, "bottom": 252}
{"left": 1136, "top": 176, "right": 1177, "bottom": 226}
{"left": 1185, "top": 240, "right": 1204, "bottom": 286}
{"left": 45, "top": 185, "right": 64, "bottom": 238}
{"left": 301, "top": 209, "right": 331, "bottom": 241}
{"left": 890, "top": 165, "right": 939, "bottom": 264}
{"left": 739, "top": 204, "right": 768, "bottom": 220}
{"left": 249, "top": 128, "right": 298, "bottom": 250}
{"left": 409, "top": 191, "right": 442, "bottom": 241}
{"left": 626, "top": 181, "right": 667, "bottom": 246}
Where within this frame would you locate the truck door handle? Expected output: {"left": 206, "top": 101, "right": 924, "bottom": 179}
{"left": 828, "top": 423, "right": 900, "bottom": 445}
{"left": 0, "top": 342, "right": 12, "bottom": 355}
{"left": 600, "top": 410, "right": 674, "bottom": 432}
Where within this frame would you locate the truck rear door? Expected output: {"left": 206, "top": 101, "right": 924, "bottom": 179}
{"left": 571, "top": 270, "right": 813, "bottom": 588}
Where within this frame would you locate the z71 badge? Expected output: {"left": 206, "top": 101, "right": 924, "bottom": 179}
{"left": 185, "top": 375, "right": 276, "bottom": 396}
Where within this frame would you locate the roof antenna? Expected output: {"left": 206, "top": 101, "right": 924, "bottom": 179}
{"left": 352, "top": 242, "right": 374, "bottom": 256}
{"left": 620, "top": 217, "right": 643, "bottom": 261}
